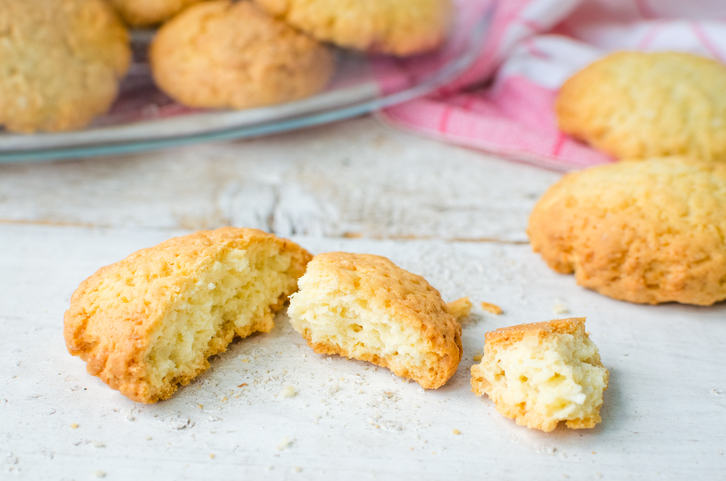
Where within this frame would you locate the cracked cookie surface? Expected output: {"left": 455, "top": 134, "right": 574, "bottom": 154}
{"left": 150, "top": 0, "right": 334, "bottom": 110}
{"left": 108, "top": 0, "right": 209, "bottom": 26}
{"left": 556, "top": 51, "right": 726, "bottom": 162}
{"left": 0, "top": 0, "right": 130, "bottom": 133}
{"left": 254, "top": 0, "right": 453, "bottom": 56}
{"left": 528, "top": 157, "right": 726, "bottom": 305}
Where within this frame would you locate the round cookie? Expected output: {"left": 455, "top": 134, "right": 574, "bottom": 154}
{"left": 287, "top": 252, "right": 462, "bottom": 389}
{"left": 253, "top": 0, "right": 453, "bottom": 56}
{"left": 0, "top": 0, "right": 130, "bottom": 133}
{"left": 64, "top": 227, "right": 312, "bottom": 403}
{"left": 556, "top": 51, "right": 726, "bottom": 162}
{"left": 108, "top": 0, "right": 209, "bottom": 27}
{"left": 150, "top": 1, "right": 335, "bottom": 110}
{"left": 528, "top": 157, "right": 726, "bottom": 306}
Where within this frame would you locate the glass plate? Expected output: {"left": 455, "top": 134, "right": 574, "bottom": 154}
{"left": 0, "top": 6, "right": 492, "bottom": 163}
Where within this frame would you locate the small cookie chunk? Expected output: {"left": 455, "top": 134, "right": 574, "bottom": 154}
{"left": 480, "top": 301, "right": 502, "bottom": 315}
{"left": 254, "top": 0, "right": 453, "bottom": 56}
{"left": 471, "top": 318, "right": 609, "bottom": 432}
{"left": 150, "top": 1, "right": 334, "bottom": 110}
{"left": 556, "top": 51, "right": 726, "bottom": 161}
{"left": 64, "top": 228, "right": 312, "bottom": 403}
{"left": 528, "top": 157, "right": 726, "bottom": 305}
{"left": 108, "top": 0, "right": 208, "bottom": 27}
{"left": 287, "top": 252, "right": 462, "bottom": 389}
{"left": 0, "top": 0, "right": 130, "bottom": 133}
{"left": 446, "top": 297, "right": 472, "bottom": 320}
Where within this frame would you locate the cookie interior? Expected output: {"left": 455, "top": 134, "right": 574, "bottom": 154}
{"left": 289, "top": 288, "right": 442, "bottom": 382}
{"left": 142, "top": 245, "right": 297, "bottom": 398}
{"left": 471, "top": 320, "right": 608, "bottom": 432}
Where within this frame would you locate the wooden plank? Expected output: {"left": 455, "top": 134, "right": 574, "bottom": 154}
{"left": 0, "top": 117, "right": 560, "bottom": 242}
{"left": 2, "top": 223, "right": 724, "bottom": 480}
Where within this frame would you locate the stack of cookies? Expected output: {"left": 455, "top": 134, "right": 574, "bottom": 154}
{"left": 529, "top": 51, "right": 726, "bottom": 307}
{"left": 1, "top": 0, "right": 454, "bottom": 134}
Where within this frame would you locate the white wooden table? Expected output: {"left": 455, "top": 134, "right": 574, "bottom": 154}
{"left": 1, "top": 116, "right": 725, "bottom": 480}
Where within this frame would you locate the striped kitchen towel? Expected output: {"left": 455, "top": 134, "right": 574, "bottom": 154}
{"left": 378, "top": 0, "right": 726, "bottom": 171}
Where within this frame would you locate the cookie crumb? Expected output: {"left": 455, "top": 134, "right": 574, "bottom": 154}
{"left": 294, "top": 467, "right": 302, "bottom": 473}
{"left": 70, "top": 423, "right": 79, "bottom": 429}
{"left": 237, "top": 383, "right": 248, "bottom": 388}
{"left": 552, "top": 301, "right": 569, "bottom": 314}
{"left": 446, "top": 297, "right": 472, "bottom": 320}
{"left": 452, "top": 429, "right": 461, "bottom": 435}
{"left": 276, "top": 436, "right": 294, "bottom": 451}
{"left": 280, "top": 386, "right": 297, "bottom": 398}
{"left": 481, "top": 302, "right": 503, "bottom": 315}
{"left": 472, "top": 352, "right": 483, "bottom": 362}
{"left": 209, "top": 453, "right": 215, "bottom": 459}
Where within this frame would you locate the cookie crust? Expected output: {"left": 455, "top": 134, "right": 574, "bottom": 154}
{"left": 0, "top": 0, "right": 130, "bottom": 133}
{"left": 254, "top": 0, "right": 453, "bottom": 56}
{"left": 471, "top": 318, "right": 609, "bottom": 432}
{"left": 528, "top": 157, "right": 726, "bottom": 305}
{"left": 109, "top": 0, "right": 208, "bottom": 26}
{"left": 557, "top": 51, "right": 726, "bottom": 161}
{"left": 64, "top": 227, "right": 312, "bottom": 403}
{"left": 287, "top": 252, "right": 462, "bottom": 389}
{"left": 150, "top": 0, "right": 334, "bottom": 110}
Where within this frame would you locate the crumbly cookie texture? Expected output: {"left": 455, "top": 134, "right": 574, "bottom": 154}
{"left": 446, "top": 297, "right": 472, "bottom": 320}
{"left": 108, "top": 0, "right": 208, "bottom": 26}
{"left": 287, "top": 252, "right": 462, "bottom": 389}
{"left": 0, "top": 0, "right": 130, "bottom": 133}
{"left": 556, "top": 51, "right": 726, "bottom": 161}
{"left": 64, "top": 227, "right": 312, "bottom": 403}
{"left": 471, "top": 318, "right": 609, "bottom": 432}
{"left": 528, "top": 157, "right": 726, "bottom": 305}
{"left": 253, "top": 0, "right": 453, "bottom": 56}
{"left": 150, "top": 0, "right": 334, "bottom": 110}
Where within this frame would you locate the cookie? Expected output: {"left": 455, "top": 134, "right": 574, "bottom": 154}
{"left": 0, "top": 0, "right": 130, "bottom": 133}
{"left": 150, "top": 1, "right": 334, "bottom": 110}
{"left": 253, "top": 0, "right": 453, "bottom": 56}
{"left": 471, "top": 318, "right": 609, "bottom": 432}
{"left": 556, "top": 51, "right": 726, "bottom": 161}
{"left": 287, "top": 252, "right": 462, "bottom": 389}
{"left": 108, "top": 0, "right": 208, "bottom": 26}
{"left": 64, "top": 228, "right": 312, "bottom": 403}
{"left": 446, "top": 297, "right": 472, "bottom": 320}
{"left": 528, "top": 157, "right": 726, "bottom": 305}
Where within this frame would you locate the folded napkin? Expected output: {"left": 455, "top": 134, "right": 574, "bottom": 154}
{"left": 378, "top": 0, "right": 726, "bottom": 171}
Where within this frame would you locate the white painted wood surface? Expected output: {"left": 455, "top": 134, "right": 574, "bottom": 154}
{"left": 1, "top": 117, "right": 725, "bottom": 480}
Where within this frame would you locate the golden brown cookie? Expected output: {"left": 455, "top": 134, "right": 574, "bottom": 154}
{"left": 287, "top": 252, "right": 462, "bottom": 389}
{"left": 0, "top": 0, "right": 130, "bottom": 133}
{"left": 556, "top": 51, "right": 726, "bottom": 162}
{"left": 253, "top": 0, "right": 453, "bottom": 56}
{"left": 471, "top": 318, "right": 609, "bottom": 432}
{"left": 64, "top": 227, "right": 312, "bottom": 403}
{"left": 108, "top": 0, "right": 209, "bottom": 27}
{"left": 528, "top": 157, "right": 726, "bottom": 305}
{"left": 150, "top": 1, "right": 334, "bottom": 110}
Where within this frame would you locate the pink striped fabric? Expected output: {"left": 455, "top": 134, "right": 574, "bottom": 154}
{"left": 378, "top": 0, "right": 726, "bottom": 171}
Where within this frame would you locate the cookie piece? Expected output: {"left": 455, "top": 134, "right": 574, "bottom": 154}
{"left": 471, "top": 318, "right": 609, "bottom": 432}
{"left": 108, "top": 0, "right": 208, "bottom": 26}
{"left": 556, "top": 51, "right": 726, "bottom": 161}
{"left": 528, "top": 157, "right": 726, "bottom": 305}
{"left": 287, "top": 252, "right": 462, "bottom": 389}
{"left": 64, "top": 228, "right": 312, "bottom": 403}
{"left": 0, "top": 0, "right": 130, "bottom": 133}
{"left": 446, "top": 297, "right": 472, "bottom": 320}
{"left": 254, "top": 0, "right": 453, "bottom": 56}
{"left": 150, "top": 1, "right": 334, "bottom": 110}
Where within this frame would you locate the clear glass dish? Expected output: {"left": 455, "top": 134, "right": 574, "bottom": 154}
{"left": 0, "top": 7, "right": 492, "bottom": 163}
